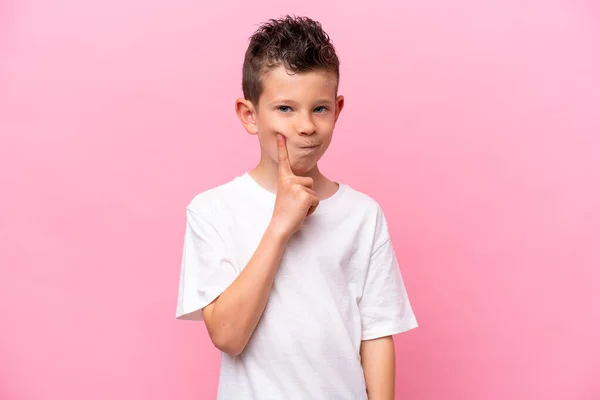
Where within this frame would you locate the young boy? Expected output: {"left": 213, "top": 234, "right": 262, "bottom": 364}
{"left": 176, "top": 15, "right": 417, "bottom": 400}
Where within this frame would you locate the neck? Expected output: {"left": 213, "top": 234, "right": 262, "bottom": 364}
{"left": 249, "top": 153, "right": 337, "bottom": 200}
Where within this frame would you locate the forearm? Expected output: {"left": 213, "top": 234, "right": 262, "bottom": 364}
{"left": 203, "top": 224, "right": 290, "bottom": 355}
{"left": 360, "top": 336, "right": 396, "bottom": 400}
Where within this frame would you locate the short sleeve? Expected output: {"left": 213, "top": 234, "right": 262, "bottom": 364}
{"left": 175, "top": 207, "right": 238, "bottom": 321}
{"left": 358, "top": 210, "right": 418, "bottom": 340}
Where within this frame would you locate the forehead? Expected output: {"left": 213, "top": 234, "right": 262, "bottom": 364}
{"left": 260, "top": 65, "right": 337, "bottom": 102}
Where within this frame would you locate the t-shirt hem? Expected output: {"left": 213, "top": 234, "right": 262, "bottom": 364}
{"left": 175, "top": 308, "right": 205, "bottom": 321}
{"left": 361, "top": 316, "right": 419, "bottom": 340}
{"left": 176, "top": 286, "right": 232, "bottom": 321}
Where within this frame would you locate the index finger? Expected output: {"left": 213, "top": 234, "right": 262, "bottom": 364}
{"left": 277, "top": 134, "right": 293, "bottom": 176}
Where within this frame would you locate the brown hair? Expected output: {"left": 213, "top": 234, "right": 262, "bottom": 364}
{"left": 242, "top": 15, "right": 340, "bottom": 107}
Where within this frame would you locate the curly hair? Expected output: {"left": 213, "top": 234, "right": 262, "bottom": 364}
{"left": 242, "top": 15, "right": 340, "bottom": 106}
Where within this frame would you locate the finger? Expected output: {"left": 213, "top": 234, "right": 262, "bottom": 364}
{"left": 306, "top": 197, "right": 319, "bottom": 217}
{"left": 277, "top": 134, "right": 293, "bottom": 176}
{"left": 311, "top": 196, "right": 320, "bottom": 209}
{"left": 294, "top": 176, "right": 314, "bottom": 189}
{"left": 298, "top": 186, "right": 316, "bottom": 197}
{"left": 307, "top": 188, "right": 316, "bottom": 196}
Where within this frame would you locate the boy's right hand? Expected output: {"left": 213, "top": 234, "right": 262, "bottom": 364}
{"left": 270, "top": 134, "right": 320, "bottom": 237}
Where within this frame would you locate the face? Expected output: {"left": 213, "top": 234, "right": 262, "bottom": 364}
{"left": 237, "top": 65, "right": 344, "bottom": 175}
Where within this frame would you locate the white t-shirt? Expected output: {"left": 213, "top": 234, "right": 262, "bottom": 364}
{"left": 176, "top": 173, "right": 417, "bottom": 400}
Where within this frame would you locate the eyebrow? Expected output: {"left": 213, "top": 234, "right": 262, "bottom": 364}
{"left": 270, "top": 98, "right": 333, "bottom": 106}
{"left": 270, "top": 99, "right": 299, "bottom": 106}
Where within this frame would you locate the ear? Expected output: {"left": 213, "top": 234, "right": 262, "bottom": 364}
{"left": 235, "top": 98, "right": 259, "bottom": 135}
{"left": 334, "top": 95, "right": 344, "bottom": 123}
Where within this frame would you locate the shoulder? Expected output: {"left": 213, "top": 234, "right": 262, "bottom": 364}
{"left": 336, "top": 183, "right": 392, "bottom": 248}
{"left": 338, "top": 183, "right": 386, "bottom": 218}
{"left": 186, "top": 174, "right": 246, "bottom": 217}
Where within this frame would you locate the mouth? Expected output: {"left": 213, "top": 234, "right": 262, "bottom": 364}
{"left": 298, "top": 144, "right": 320, "bottom": 149}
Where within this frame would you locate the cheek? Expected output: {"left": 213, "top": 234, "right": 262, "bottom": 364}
{"left": 317, "top": 116, "right": 335, "bottom": 131}
{"left": 256, "top": 128, "right": 280, "bottom": 160}
{"left": 256, "top": 115, "right": 276, "bottom": 143}
{"left": 267, "top": 118, "right": 290, "bottom": 135}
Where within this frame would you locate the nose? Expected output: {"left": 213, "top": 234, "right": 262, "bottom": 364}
{"left": 297, "top": 114, "right": 316, "bottom": 136}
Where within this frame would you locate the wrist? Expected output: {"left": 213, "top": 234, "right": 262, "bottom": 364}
{"left": 265, "top": 221, "right": 292, "bottom": 243}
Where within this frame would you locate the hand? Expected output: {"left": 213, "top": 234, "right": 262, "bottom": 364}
{"left": 270, "top": 134, "right": 320, "bottom": 237}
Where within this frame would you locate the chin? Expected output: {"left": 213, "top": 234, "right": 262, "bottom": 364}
{"left": 291, "top": 161, "right": 319, "bottom": 176}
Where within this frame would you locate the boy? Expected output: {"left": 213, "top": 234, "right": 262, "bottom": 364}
{"left": 176, "top": 15, "right": 417, "bottom": 400}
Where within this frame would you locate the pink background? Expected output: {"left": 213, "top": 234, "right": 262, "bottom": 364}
{"left": 1, "top": 0, "right": 599, "bottom": 399}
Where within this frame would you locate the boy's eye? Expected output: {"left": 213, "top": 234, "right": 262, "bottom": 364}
{"left": 277, "top": 106, "right": 292, "bottom": 112}
{"left": 314, "top": 106, "right": 328, "bottom": 113}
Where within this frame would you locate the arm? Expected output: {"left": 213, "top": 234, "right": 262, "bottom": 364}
{"left": 202, "top": 134, "right": 319, "bottom": 356}
{"left": 202, "top": 225, "right": 289, "bottom": 356}
{"left": 360, "top": 336, "right": 396, "bottom": 400}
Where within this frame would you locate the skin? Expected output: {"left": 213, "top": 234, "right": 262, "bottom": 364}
{"left": 202, "top": 64, "right": 395, "bottom": 399}
{"left": 236, "top": 65, "right": 342, "bottom": 199}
